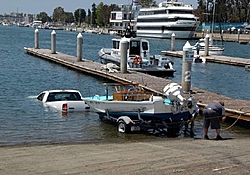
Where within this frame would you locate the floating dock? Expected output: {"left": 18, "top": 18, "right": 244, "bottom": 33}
{"left": 24, "top": 47, "right": 250, "bottom": 129}
{"left": 161, "top": 50, "right": 250, "bottom": 67}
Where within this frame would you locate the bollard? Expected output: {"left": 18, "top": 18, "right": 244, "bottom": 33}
{"left": 171, "top": 33, "right": 175, "bottom": 51}
{"left": 204, "top": 34, "right": 209, "bottom": 56}
{"left": 34, "top": 29, "right": 39, "bottom": 49}
{"left": 120, "top": 40, "right": 128, "bottom": 73}
{"left": 181, "top": 41, "right": 193, "bottom": 93}
{"left": 51, "top": 30, "right": 56, "bottom": 54}
{"left": 237, "top": 29, "right": 240, "bottom": 42}
{"left": 77, "top": 33, "right": 83, "bottom": 61}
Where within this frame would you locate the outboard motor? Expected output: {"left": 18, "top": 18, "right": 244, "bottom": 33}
{"left": 164, "top": 59, "right": 174, "bottom": 69}
{"left": 163, "top": 83, "right": 184, "bottom": 104}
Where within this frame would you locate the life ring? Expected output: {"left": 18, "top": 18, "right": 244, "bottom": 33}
{"left": 133, "top": 55, "right": 142, "bottom": 65}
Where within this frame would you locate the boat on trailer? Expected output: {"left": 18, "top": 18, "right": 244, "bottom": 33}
{"left": 83, "top": 82, "right": 197, "bottom": 135}
{"left": 99, "top": 27, "right": 176, "bottom": 77}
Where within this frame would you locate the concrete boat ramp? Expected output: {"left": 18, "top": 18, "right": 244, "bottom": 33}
{"left": 24, "top": 47, "right": 250, "bottom": 129}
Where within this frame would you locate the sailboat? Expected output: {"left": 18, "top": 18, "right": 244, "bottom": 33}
{"left": 193, "top": 0, "right": 224, "bottom": 56}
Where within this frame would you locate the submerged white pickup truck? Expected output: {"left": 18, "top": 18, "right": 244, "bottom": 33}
{"left": 37, "top": 90, "right": 90, "bottom": 113}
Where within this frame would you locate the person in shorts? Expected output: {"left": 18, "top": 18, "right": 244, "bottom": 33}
{"left": 203, "top": 101, "right": 226, "bottom": 140}
{"left": 185, "top": 104, "right": 199, "bottom": 135}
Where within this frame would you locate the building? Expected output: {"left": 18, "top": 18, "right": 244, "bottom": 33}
{"left": 109, "top": 0, "right": 141, "bottom": 35}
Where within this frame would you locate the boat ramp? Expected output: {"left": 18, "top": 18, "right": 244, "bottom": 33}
{"left": 24, "top": 47, "right": 250, "bottom": 129}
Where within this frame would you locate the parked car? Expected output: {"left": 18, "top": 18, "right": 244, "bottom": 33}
{"left": 37, "top": 90, "right": 90, "bottom": 113}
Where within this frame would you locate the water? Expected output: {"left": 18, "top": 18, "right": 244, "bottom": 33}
{"left": 0, "top": 25, "right": 250, "bottom": 146}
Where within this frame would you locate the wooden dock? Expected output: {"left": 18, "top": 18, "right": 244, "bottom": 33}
{"left": 161, "top": 50, "right": 250, "bottom": 67}
{"left": 24, "top": 47, "right": 250, "bottom": 129}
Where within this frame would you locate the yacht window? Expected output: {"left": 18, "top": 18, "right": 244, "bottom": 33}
{"left": 168, "top": 10, "right": 192, "bottom": 14}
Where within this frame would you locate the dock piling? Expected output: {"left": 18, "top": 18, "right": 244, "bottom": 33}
{"left": 171, "top": 33, "right": 175, "bottom": 51}
{"left": 51, "top": 30, "right": 56, "bottom": 54}
{"left": 205, "top": 34, "right": 209, "bottom": 56}
{"left": 238, "top": 29, "right": 240, "bottom": 42}
{"left": 120, "top": 40, "right": 128, "bottom": 73}
{"left": 77, "top": 33, "right": 83, "bottom": 61}
{"left": 181, "top": 41, "right": 193, "bottom": 93}
{"left": 34, "top": 29, "right": 39, "bottom": 49}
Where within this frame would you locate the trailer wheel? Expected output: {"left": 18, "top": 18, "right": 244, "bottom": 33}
{"left": 117, "top": 120, "right": 130, "bottom": 133}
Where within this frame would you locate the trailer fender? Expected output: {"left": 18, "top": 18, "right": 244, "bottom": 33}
{"left": 117, "top": 116, "right": 133, "bottom": 125}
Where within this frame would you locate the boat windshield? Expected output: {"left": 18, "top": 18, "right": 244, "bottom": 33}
{"left": 129, "top": 41, "right": 140, "bottom": 55}
{"left": 112, "top": 40, "right": 120, "bottom": 49}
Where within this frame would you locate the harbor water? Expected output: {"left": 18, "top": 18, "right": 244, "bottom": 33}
{"left": 0, "top": 25, "right": 250, "bottom": 146}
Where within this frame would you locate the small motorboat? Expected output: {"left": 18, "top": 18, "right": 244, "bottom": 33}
{"left": 193, "top": 55, "right": 206, "bottom": 63}
{"left": 83, "top": 82, "right": 197, "bottom": 135}
{"left": 99, "top": 26, "right": 176, "bottom": 77}
{"left": 193, "top": 37, "right": 224, "bottom": 56}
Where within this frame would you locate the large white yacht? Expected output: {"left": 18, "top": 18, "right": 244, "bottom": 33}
{"left": 136, "top": 0, "right": 200, "bottom": 39}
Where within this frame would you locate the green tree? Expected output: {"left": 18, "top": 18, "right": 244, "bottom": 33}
{"left": 74, "top": 8, "right": 86, "bottom": 25}
{"left": 52, "top": 7, "right": 65, "bottom": 23}
{"left": 36, "top": 12, "right": 51, "bottom": 23}
{"left": 64, "top": 12, "right": 74, "bottom": 23}
{"left": 139, "top": 0, "right": 157, "bottom": 7}
{"left": 96, "top": 2, "right": 104, "bottom": 26}
{"left": 85, "top": 9, "right": 91, "bottom": 24}
{"left": 92, "top": 3, "right": 97, "bottom": 26}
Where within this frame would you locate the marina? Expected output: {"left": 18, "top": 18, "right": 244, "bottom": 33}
{"left": 24, "top": 46, "right": 250, "bottom": 129}
{"left": 0, "top": 25, "right": 250, "bottom": 147}
{"left": 1, "top": 2, "right": 250, "bottom": 174}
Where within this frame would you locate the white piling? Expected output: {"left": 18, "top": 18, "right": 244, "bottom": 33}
{"left": 51, "top": 30, "right": 56, "bottom": 54}
{"left": 237, "top": 29, "right": 240, "bottom": 42}
{"left": 77, "top": 33, "right": 83, "bottom": 61}
{"left": 204, "top": 34, "right": 209, "bottom": 56}
{"left": 171, "top": 33, "right": 175, "bottom": 51}
{"left": 34, "top": 29, "right": 39, "bottom": 49}
{"left": 181, "top": 41, "right": 193, "bottom": 93}
{"left": 120, "top": 40, "right": 128, "bottom": 73}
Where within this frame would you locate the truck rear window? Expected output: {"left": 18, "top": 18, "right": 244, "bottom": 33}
{"left": 47, "top": 92, "right": 82, "bottom": 102}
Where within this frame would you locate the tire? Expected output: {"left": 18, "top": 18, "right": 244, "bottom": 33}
{"left": 117, "top": 120, "right": 130, "bottom": 133}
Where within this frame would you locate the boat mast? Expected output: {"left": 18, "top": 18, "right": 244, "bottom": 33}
{"left": 211, "top": 0, "right": 216, "bottom": 45}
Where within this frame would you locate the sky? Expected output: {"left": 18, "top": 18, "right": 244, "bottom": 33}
{"left": 0, "top": 0, "right": 197, "bottom": 16}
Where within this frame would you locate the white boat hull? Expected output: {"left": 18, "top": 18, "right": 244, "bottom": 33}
{"left": 84, "top": 96, "right": 191, "bottom": 122}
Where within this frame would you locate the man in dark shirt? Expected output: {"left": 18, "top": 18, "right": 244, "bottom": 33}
{"left": 203, "top": 101, "right": 226, "bottom": 140}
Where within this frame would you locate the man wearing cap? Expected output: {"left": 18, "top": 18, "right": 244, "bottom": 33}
{"left": 203, "top": 101, "right": 226, "bottom": 140}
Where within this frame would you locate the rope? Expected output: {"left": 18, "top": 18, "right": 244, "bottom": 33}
{"left": 196, "top": 111, "right": 248, "bottom": 130}
{"left": 222, "top": 113, "right": 242, "bottom": 130}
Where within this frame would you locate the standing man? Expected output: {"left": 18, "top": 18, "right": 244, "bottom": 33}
{"left": 194, "top": 40, "right": 200, "bottom": 55}
{"left": 203, "top": 101, "right": 226, "bottom": 140}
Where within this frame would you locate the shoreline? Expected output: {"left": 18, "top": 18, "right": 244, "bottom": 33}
{"left": 1, "top": 136, "right": 250, "bottom": 174}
